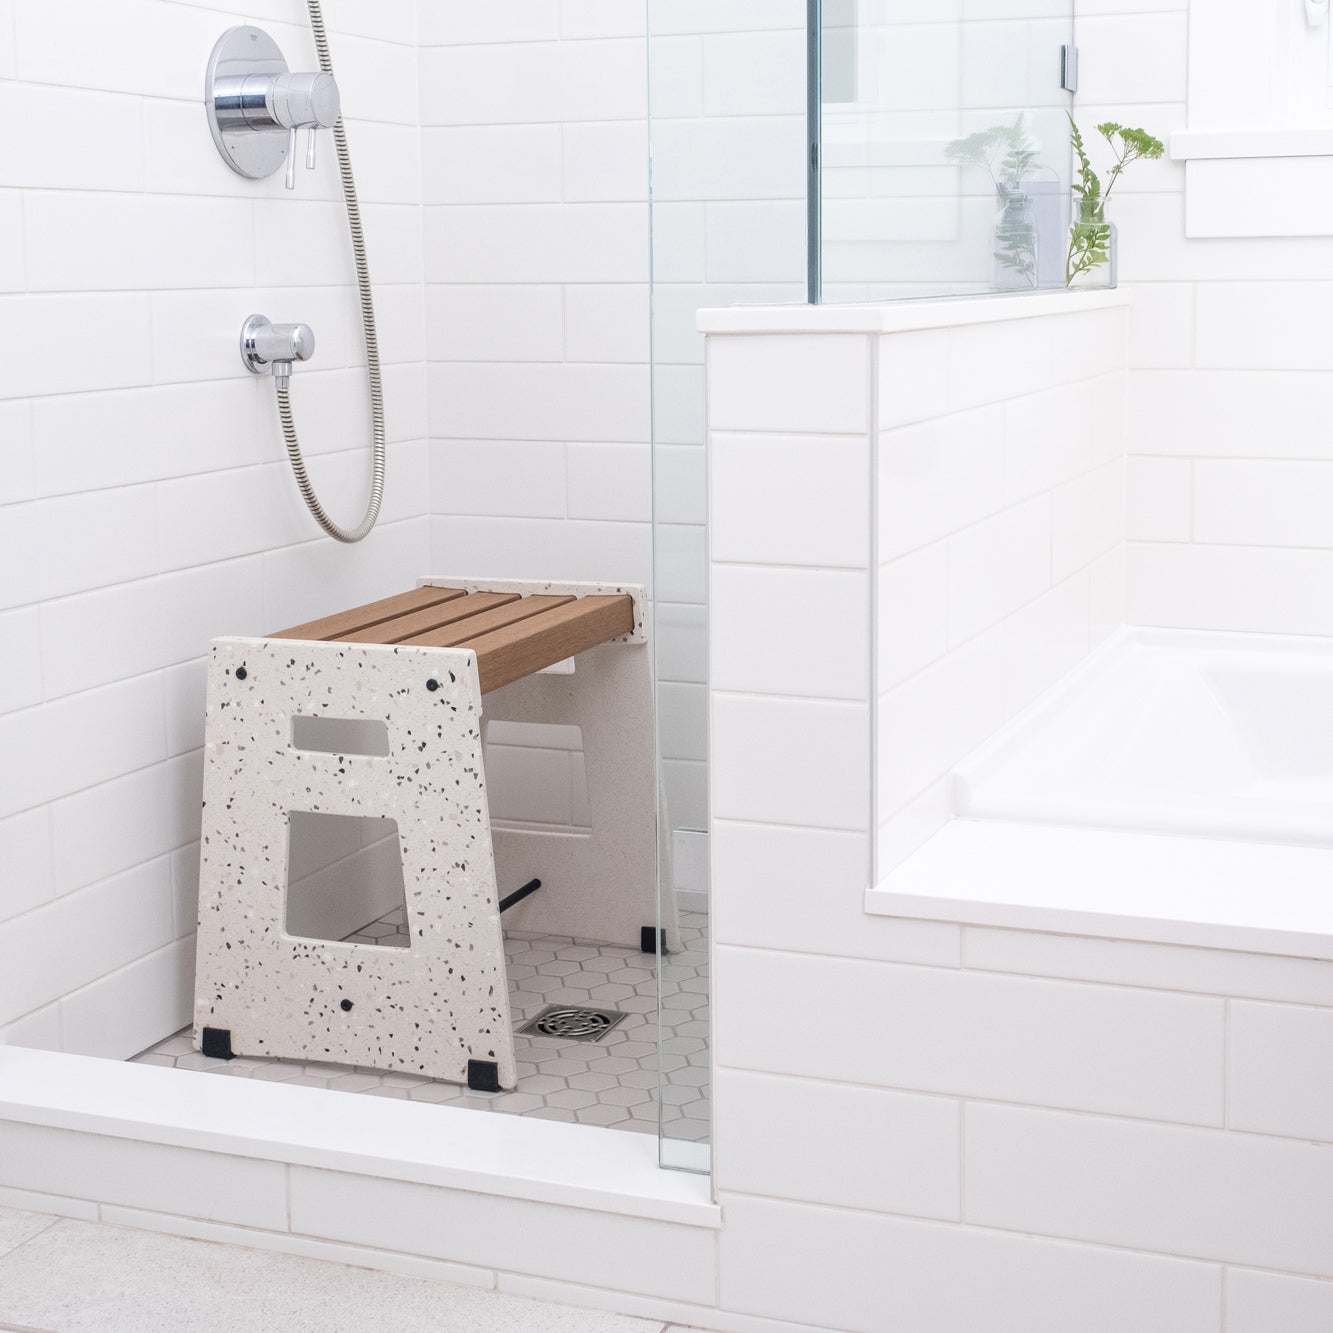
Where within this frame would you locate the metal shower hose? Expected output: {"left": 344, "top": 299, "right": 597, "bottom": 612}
{"left": 276, "top": 0, "right": 386, "bottom": 544}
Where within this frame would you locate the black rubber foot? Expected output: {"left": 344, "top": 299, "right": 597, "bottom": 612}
{"left": 466, "top": 1059, "right": 501, "bottom": 1093}
{"left": 640, "top": 926, "right": 668, "bottom": 956}
{"left": 200, "top": 1027, "right": 235, "bottom": 1060}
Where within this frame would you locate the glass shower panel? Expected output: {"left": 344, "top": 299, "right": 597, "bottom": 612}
{"left": 816, "top": 0, "right": 1076, "bottom": 302}
{"left": 647, "top": 0, "right": 808, "bottom": 1172}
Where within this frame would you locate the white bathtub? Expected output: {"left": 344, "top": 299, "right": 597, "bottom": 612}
{"left": 868, "top": 628, "right": 1333, "bottom": 960}
{"left": 956, "top": 628, "right": 1333, "bottom": 849}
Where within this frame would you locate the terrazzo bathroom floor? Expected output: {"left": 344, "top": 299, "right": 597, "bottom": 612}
{"left": 133, "top": 911, "right": 710, "bottom": 1143}
{"left": 0, "top": 1206, "right": 709, "bottom": 1332}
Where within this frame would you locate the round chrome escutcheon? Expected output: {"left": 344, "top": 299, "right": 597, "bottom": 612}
{"left": 205, "top": 26, "right": 290, "bottom": 181}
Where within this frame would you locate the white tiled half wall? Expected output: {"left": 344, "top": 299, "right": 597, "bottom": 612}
{"left": 877, "top": 301, "right": 1129, "bottom": 872}
{"left": 704, "top": 299, "right": 1333, "bottom": 1333}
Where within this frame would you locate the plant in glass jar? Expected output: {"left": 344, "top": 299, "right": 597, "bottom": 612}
{"left": 946, "top": 114, "right": 1042, "bottom": 290}
{"left": 1066, "top": 116, "right": 1164, "bottom": 288}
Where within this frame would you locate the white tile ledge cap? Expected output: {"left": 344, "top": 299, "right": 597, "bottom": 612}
{"left": 868, "top": 819, "right": 1333, "bottom": 961}
{"left": 0, "top": 1048, "right": 718, "bottom": 1229}
{"left": 697, "top": 288, "right": 1128, "bottom": 336}
{"left": 1171, "top": 128, "right": 1333, "bottom": 160}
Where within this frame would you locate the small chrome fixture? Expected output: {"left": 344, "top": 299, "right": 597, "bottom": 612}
{"left": 207, "top": 3, "right": 386, "bottom": 547}
{"left": 240, "top": 314, "right": 315, "bottom": 390}
{"left": 205, "top": 26, "right": 341, "bottom": 188}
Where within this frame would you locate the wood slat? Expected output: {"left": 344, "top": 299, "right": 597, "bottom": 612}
{"left": 464, "top": 595, "right": 635, "bottom": 694}
{"left": 397, "top": 594, "right": 574, "bottom": 648}
{"left": 347, "top": 591, "right": 522, "bottom": 645}
{"left": 271, "top": 586, "right": 466, "bottom": 642}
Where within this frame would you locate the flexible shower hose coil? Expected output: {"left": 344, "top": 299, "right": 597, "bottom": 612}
{"left": 277, "top": 0, "right": 386, "bottom": 545}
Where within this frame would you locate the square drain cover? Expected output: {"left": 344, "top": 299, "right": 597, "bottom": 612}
{"left": 518, "top": 1004, "right": 628, "bottom": 1044}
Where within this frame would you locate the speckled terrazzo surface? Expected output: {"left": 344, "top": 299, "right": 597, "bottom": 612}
{"left": 137, "top": 912, "right": 710, "bottom": 1143}
{"left": 197, "top": 637, "right": 516, "bottom": 1087}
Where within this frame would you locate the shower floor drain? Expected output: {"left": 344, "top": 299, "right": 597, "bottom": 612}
{"left": 518, "top": 1004, "right": 628, "bottom": 1043}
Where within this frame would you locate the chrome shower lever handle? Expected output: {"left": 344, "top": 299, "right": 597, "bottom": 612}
{"left": 285, "top": 127, "right": 298, "bottom": 188}
{"left": 306, "top": 126, "right": 318, "bottom": 172}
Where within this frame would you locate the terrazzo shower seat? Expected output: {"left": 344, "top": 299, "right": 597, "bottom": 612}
{"left": 193, "top": 577, "right": 673, "bottom": 1092}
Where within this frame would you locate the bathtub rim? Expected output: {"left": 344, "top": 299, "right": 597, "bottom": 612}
{"left": 873, "top": 625, "right": 1333, "bottom": 959}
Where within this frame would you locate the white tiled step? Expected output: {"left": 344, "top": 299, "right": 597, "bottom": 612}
{"left": 867, "top": 820, "right": 1333, "bottom": 960}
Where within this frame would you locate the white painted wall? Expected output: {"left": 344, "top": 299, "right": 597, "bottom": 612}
{"left": 0, "top": 0, "right": 428, "bottom": 1057}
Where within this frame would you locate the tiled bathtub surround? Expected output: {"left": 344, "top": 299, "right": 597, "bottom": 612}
{"left": 702, "top": 291, "right": 1130, "bottom": 882}
{"left": 876, "top": 298, "right": 1128, "bottom": 871}
{"left": 702, "top": 295, "right": 1333, "bottom": 1333}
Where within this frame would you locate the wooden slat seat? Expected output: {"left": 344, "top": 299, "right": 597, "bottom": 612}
{"left": 272, "top": 588, "right": 636, "bottom": 693}
{"left": 272, "top": 586, "right": 466, "bottom": 642}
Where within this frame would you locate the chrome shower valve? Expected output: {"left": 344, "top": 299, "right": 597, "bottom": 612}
{"left": 240, "top": 315, "right": 315, "bottom": 389}
{"left": 206, "top": 27, "right": 341, "bottom": 188}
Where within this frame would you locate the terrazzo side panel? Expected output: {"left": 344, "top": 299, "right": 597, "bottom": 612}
{"left": 194, "top": 637, "right": 516, "bottom": 1088}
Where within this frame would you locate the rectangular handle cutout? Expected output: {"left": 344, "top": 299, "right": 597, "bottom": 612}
{"left": 291, "top": 715, "right": 390, "bottom": 757}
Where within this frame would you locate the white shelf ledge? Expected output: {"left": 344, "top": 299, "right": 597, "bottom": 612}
{"left": 867, "top": 820, "right": 1333, "bottom": 960}
{"left": 697, "top": 288, "right": 1128, "bottom": 337}
{"left": 1171, "top": 128, "right": 1333, "bottom": 160}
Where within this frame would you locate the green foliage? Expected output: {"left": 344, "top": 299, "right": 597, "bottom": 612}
{"left": 1066, "top": 115, "right": 1164, "bottom": 286}
{"left": 947, "top": 114, "right": 1041, "bottom": 286}
{"left": 994, "top": 190, "right": 1038, "bottom": 287}
{"left": 945, "top": 114, "right": 1039, "bottom": 193}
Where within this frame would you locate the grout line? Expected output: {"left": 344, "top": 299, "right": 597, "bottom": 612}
{"left": 713, "top": 935, "right": 1333, "bottom": 1009}
{"left": 714, "top": 1183, "right": 1246, "bottom": 1273}
{"left": 958, "top": 1099, "right": 967, "bottom": 1224}
{"left": 1222, "top": 998, "right": 1231, "bottom": 1131}
{"left": 866, "top": 333, "right": 881, "bottom": 885}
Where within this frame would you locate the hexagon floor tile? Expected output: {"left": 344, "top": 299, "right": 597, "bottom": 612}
{"left": 133, "top": 910, "right": 710, "bottom": 1144}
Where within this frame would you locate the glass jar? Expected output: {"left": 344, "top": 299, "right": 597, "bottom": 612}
{"left": 992, "top": 188, "right": 1039, "bottom": 290}
{"left": 1066, "top": 201, "right": 1118, "bottom": 289}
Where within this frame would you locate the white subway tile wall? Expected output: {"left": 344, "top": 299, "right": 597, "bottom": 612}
{"left": 1094, "top": 0, "right": 1333, "bottom": 633}
{"left": 2, "top": 0, "right": 810, "bottom": 1063}
{"left": 707, "top": 289, "right": 1332, "bottom": 1329}
{"left": 0, "top": 0, "right": 430, "bottom": 1052}
{"left": 4, "top": 3, "right": 1333, "bottom": 1331}
{"left": 877, "top": 304, "right": 1129, "bottom": 864}
{"left": 420, "top": 0, "right": 805, "bottom": 836}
